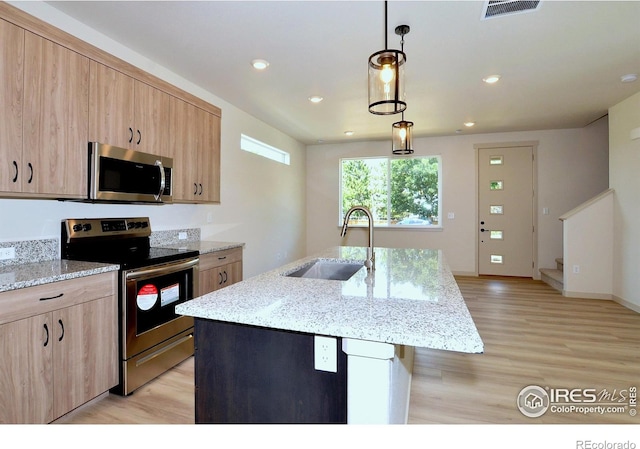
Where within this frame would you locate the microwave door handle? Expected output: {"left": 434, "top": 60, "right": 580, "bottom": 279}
{"left": 155, "top": 160, "right": 166, "bottom": 201}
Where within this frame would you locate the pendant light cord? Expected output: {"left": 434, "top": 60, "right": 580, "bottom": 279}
{"left": 384, "top": 1, "right": 388, "bottom": 49}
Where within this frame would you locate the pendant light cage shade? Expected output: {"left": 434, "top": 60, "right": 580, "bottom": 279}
{"left": 392, "top": 118, "right": 414, "bottom": 154}
{"left": 368, "top": 49, "right": 407, "bottom": 115}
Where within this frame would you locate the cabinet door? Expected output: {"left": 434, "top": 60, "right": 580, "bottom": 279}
{"left": 170, "top": 97, "right": 220, "bottom": 203}
{"left": 0, "top": 19, "right": 23, "bottom": 193}
{"left": 169, "top": 96, "right": 197, "bottom": 201}
{"left": 0, "top": 313, "right": 53, "bottom": 424}
{"left": 134, "top": 81, "right": 171, "bottom": 156}
{"left": 198, "top": 110, "right": 221, "bottom": 203}
{"left": 89, "top": 61, "right": 135, "bottom": 149}
{"left": 22, "top": 31, "right": 89, "bottom": 197}
{"left": 51, "top": 296, "right": 118, "bottom": 420}
{"left": 215, "top": 261, "right": 242, "bottom": 290}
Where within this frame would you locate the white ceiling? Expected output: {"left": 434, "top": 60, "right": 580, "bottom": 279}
{"left": 46, "top": 1, "right": 640, "bottom": 145}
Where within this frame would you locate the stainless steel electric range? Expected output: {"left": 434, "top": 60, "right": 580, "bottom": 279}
{"left": 61, "top": 217, "right": 199, "bottom": 395}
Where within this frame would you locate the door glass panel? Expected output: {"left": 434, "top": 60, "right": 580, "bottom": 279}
{"left": 490, "top": 205, "right": 503, "bottom": 214}
{"left": 490, "top": 156, "right": 503, "bottom": 165}
{"left": 490, "top": 255, "right": 503, "bottom": 264}
{"left": 490, "top": 230, "right": 503, "bottom": 240}
{"left": 490, "top": 180, "right": 503, "bottom": 190}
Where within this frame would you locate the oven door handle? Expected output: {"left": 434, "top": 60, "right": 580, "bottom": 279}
{"left": 125, "top": 257, "right": 199, "bottom": 280}
{"left": 154, "top": 159, "right": 166, "bottom": 201}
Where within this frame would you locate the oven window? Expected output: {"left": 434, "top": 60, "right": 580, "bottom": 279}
{"left": 134, "top": 270, "right": 193, "bottom": 334}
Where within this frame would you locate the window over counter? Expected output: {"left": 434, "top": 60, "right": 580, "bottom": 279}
{"left": 339, "top": 156, "right": 441, "bottom": 228}
{"left": 240, "top": 134, "right": 290, "bottom": 165}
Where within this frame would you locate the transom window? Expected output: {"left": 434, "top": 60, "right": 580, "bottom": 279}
{"left": 339, "top": 156, "right": 441, "bottom": 227}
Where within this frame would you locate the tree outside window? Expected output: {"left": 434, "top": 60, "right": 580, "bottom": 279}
{"left": 340, "top": 156, "right": 441, "bottom": 227}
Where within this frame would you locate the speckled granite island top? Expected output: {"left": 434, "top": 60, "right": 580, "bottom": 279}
{"left": 0, "top": 260, "right": 119, "bottom": 293}
{"left": 176, "top": 246, "right": 484, "bottom": 354}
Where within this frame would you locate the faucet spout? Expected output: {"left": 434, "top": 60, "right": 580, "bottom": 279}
{"left": 340, "top": 206, "right": 375, "bottom": 271}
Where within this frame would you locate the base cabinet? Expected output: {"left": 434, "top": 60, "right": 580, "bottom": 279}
{"left": 199, "top": 248, "right": 243, "bottom": 296}
{"left": 0, "top": 272, "right": 117, "bottom": 424}
{"left": 194, "top": 320, "right": 347, "bottom": 424}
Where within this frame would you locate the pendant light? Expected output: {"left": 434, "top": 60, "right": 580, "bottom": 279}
{"left": 392, "top": 112, "right": 414, "bottom": 154}
{"left": 391, "top": 24, "right": 413, "bottom": 154}
{"left": 368, "top": 2, "right": 407, "bottom": 115}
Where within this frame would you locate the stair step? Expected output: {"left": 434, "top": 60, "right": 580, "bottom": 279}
{"left": 555, "top": 258, "right": 564, "bottom": 271}
{"left": 540, "top": 268, "right": 563, "bottom": 292}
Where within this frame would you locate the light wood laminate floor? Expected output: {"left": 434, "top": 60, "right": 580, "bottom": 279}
{"left": 54, "top": 276, "right": 640, "bottom": 425}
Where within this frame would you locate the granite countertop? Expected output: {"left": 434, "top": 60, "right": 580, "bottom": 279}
{"left": 0, "top": 240, "right": 243, "bottom": 294}
{"left": 176, "top": 246, "right": 484, "bottom": 354}
{"left": 0, "top": 260, "right": 119, "bottom": 293}
{"left": 160, "top": 240, "right": 245, "bottom": 255}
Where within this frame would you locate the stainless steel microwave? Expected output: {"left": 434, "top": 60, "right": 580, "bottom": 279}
{"left": 89, "top": 142, "right": 173, "bottom": 204}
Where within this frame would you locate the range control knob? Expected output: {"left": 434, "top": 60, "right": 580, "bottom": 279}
{"left": 72, "top": 224, "right": 83, "bottom": 232}
{"left": 82, "top": 223, "right": 92, "bottom": 232}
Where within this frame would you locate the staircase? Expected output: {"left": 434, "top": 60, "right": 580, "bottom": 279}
{"left": 540, "top": 258, "right": 563, "bottom": 293}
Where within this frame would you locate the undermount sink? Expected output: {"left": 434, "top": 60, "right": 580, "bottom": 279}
{"left": 285, "top": 260, "right": 364, "bottom": 281}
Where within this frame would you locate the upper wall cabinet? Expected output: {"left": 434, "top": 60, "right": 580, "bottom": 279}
{"left": 1, "top": 23, "right": 89, "bottom": 198}
{"left": 88, "top": 62, "right": 171, "bottom": 156}
{"left": 23, "top": 32, "right": 89, "bottom": 197}
{"left": 170, "top": 97, "right": 221, "bottom": 203}
{"left": 0, "top": 19, "right": 24, "bottom": 194}
{"left": 0, "top": 4, "right": 221, "bottom": 203}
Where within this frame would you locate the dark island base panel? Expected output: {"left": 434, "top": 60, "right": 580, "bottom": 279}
{"left": 194, "top": 319, "right": 348, "bottom": 424}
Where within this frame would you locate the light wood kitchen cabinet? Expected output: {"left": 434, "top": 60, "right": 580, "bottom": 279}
{"left": 170, "top": 96, "right": 221, "bottom": 203}
{"left": 0, "top": 272, "right": 118, "bottom": 424}
{"left": 0, "top": 19, "right": 23, "bottom": 194}
{"left": 1, "top": 3, "right": 221, "bottom": 203}
{"left": 0, "top": 24, "right": 89, "bottom": 198}
{"left": 89, "top": 61, "right": 170, "bottom": 156}
{"left": 22, "top": 31, "right": 89, "bottom": 197}
{"left": 199, "top": 248, "right": 243, "bottom": 296}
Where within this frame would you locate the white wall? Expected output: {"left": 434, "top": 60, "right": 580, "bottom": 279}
{"left": 306, "top": 122, "right": 609, "bottom": 275}
{"left": 3, "top": 2, "right": 307, "bottom": 279}
{"left": 609, "top": 91, "right": 640, "bottom": 311}
{"left": 562, "top": 190, "right": 614, "bottom": 299}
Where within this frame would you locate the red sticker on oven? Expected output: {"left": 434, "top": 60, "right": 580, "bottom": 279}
{"left": 137, "top": 284, "right": 158, "bottom": 311}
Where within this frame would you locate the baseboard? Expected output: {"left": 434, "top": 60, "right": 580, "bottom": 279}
{"left": 563, "top": 290, "right": 612, "bottom": 300}
{"left": 451, "top": 271, "right": 478, "bottom": 277}
{"left": 613, "top": 295, "right": 640, "bottom": 313}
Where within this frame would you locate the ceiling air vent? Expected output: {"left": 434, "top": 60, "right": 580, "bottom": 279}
{"left": 482, "top": 0, "right": 541, "bottom": 20}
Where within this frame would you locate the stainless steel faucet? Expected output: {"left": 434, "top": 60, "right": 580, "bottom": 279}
{"left": 341, "top": 205, "right": 375, "bottom": 271}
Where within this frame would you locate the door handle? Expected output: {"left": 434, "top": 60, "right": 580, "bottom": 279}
{"left": 58, "top": 319, "right": 65, "bottom": 342}
{"left": 12, "top": 161, "right": 18, "bottom": 183}
{"left": 43, "top": 323, "right": 49, "bottom": 347}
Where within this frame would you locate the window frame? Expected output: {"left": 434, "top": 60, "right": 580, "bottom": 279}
{"left": 338, "top": 155, "right": 442, "bottom": 229}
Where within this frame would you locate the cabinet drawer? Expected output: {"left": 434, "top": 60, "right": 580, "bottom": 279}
{"left": 199, "top": 248, "right": 243, "bottom": 271}
{"left": 0, "top": 272, "right": 116, "bottom": 326}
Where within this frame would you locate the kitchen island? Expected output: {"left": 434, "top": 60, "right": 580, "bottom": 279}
{"left": 176, "top": 246, "right": 483, "bottom": 424}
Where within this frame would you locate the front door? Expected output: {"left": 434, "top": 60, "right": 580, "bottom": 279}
{"left": 478, "top": 145, "right": 534, "bottom": 277}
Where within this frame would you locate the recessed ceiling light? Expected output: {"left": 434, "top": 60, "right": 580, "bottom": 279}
{"left": 344, "top": 130, "right": 354, "bottom": 136}
{"left": 251, "top": 59, "right": 269, "bottom": 70}
{"left": 308, "top": 96, "right": 323, "bottom": 103}
{"left": 482, "top": 75, "right": 501, "bottom": 84}
{"left": 464, "top": 122, "right": 475, "bottom": 127}
{"left": 621, "top": 74, "right": 638, "bottom": 83}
